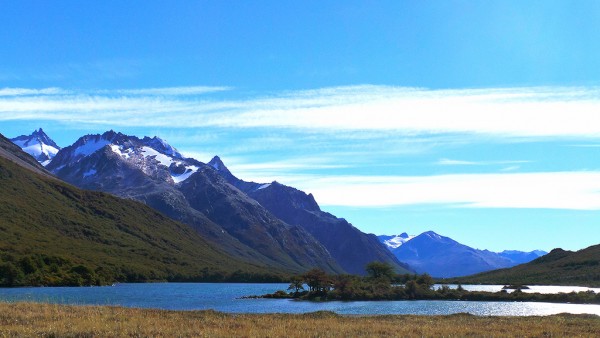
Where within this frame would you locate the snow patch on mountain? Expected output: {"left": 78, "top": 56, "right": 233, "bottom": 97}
{"left": 137, "top": 145, "right": 199, "bottom": 183}
{"left": 380, "top": 233, "right": 415, "bottom": 249}
{"left": 110, "top": 144, "right": 132, "bottom": 159}
{"left": 74, "top": 139, "right": 110, "bottom": 157}
{"left": 424, "top": 231, "right": 442, "bottom": 240}
{"left": 172, "top": 165, "right": 199, "bottom": 183}
{"left": 13, "top": 140, "right": 59, "bottom": 159}
{"left": 257, "top": 183, "right": 271, "bottom": 190}
{"left": 142, "top": 136, "right": 183, "bottom": 159}
{"left": 141, "top": 147, "right": 174, "bottom": 167}
{"left": 83, "top": 169, "right": 97, "bottom": 178}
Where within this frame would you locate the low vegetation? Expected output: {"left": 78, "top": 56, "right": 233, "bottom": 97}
{"left": 0, "top": 302, "right": 599, "bottom": 337}
{"left": 258, "top": 262, "right": 600, "bottom": 304}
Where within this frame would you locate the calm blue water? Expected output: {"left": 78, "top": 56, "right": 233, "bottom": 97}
{"left": 0, "top": 283, "right": 599, "bottom": 316}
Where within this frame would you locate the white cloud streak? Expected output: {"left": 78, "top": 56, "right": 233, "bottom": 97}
{"left": 230, "top": 159, "right": 349, "bottom": 173}
{"left": 0, "top": 87, "right": 69, "bottom": 96}
{"left": 436, "top": 158, "right": 530, "bottom": 166}
{"left": 437, "top": 158, "right": 479, "bottom": 166}
{"left": 108, "top": 86, "right": 232, "bottom": 96}
{"left": 2, "top": 85, "right": 600, "bottom": 138}
{"left": 293, "top": 171, "right": 600, "bottom": 210}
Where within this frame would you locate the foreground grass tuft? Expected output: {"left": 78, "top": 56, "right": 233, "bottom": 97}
{"left": 0, "top": 302, "right": 599, "bottom": 337}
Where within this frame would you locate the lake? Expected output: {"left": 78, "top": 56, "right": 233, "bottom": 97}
{"left": 0, "top": 283, "right": 599, "bottom": 316}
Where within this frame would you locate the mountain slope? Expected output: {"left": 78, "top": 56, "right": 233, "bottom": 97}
{"left": 0, "top": 134, "right": 50, "bottom": 177}
{"left": 453, "top": 245, "right": 600, "bottom": 287}
{"left": 0, "top": 133, "right": 275, "bottom": 286}
{"left": 207, "top": 156, "right": 411, "bottom": 275}
{"left": 10, "top": 128, "right": 60, "bottom": 165}
{"left": 179, "top": 167, "right": 340, "bottom": 272}
{"left": 46, "top": 131, "right": 342, "bottom": 274}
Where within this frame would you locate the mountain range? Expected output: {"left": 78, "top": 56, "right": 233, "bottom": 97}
{"left": 0, "top": 132, "right": 277, "bottom": 286}
{"left": 11, "top": 129, "right": 409, "bottom": 276}
{"left": 378, "top": 231, "right": 546, "bottom": 278}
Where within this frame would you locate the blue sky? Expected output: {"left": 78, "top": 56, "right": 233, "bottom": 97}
{"left": 2, "top": 1, "right": 600, "bottom": 252}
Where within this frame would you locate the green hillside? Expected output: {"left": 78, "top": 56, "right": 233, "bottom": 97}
{"left": 450, "top": 245, "right": 600, "bottom": 287}
{"left": 0, "top": 144, "right": 280, "bottom": 286}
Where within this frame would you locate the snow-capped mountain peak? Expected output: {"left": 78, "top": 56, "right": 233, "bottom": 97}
{"left": 142, "top": 136, "right": 183, "bottom": 159}
{"left": 379, "top": 232, "right": 416, "bottom": 249}
{"left": 48, "top": 130, "right": 202, "bottom": 185}
{"left": 10, "top": 128, "right": 61, "bottom": 166}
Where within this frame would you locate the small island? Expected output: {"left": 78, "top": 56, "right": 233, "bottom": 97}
{"left": 254, "top": 262, "right": 600, "bottom": 305}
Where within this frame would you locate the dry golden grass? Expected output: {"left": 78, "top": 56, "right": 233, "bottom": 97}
{"left": 0, "top": 302, "right": 599, "bottom": 337}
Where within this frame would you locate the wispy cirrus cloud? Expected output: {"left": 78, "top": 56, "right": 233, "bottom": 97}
{"left": 287, "top": 171, "right": 600, "bottom": 211}
{"left": 436, "top": 158, "right": 479, "bottom": 166}
{"left": 0, "top": 87, "right": 70, "bottom": 96}
{"left": 3, "top": 84, "right": 599, "bottom": 212}
{"left": 436, "top": 158, "right": 531, "bottom": 166}
{"left": 106, "top": 86, "right": 232, "bottom": 96}
{"left": 229, "top": 158, "right": 349, "bottom": 173}
{"left": 2, "top": 85, "right": 600, "bottom": 138}
{"left": 500, "top": 166, "right": 521, "bottom": 172}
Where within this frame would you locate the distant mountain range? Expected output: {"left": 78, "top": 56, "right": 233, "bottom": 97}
{"left": 378, "top": 231, "right": 546, "bottom": 278}
{"left": 11, "top": 129, "right": 409, "bottom": 276}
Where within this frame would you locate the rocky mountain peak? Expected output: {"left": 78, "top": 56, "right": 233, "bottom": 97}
{"left": 207, "top": 155, "right": 238, "bottom": 181}
{"left": 208, "top": 155, "right": 226, "bottom": 171}
{"left": 142, "top": 136, "right": 183, "bottom": 159}
{"left": 10, "top": 128, "right": 61, "bottom": 165}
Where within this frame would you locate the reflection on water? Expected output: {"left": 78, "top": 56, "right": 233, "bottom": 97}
{"left": 0, "top": 283, "right": 598, "bottom": 316}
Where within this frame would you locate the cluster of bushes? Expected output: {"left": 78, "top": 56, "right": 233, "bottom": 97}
{"left": 0, "top": 252, "right": 289, "bottom": 287}
{"left": 264, "top": 261, "right": 600, "bottom": 304}
{"left": 0, "top": 253, "right": 108, "bottom": 286}
{"left": 267, "top": 262, "right": 435, "bottom": 301}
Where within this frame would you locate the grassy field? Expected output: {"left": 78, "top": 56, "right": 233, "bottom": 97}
{"left": 0, "top": 302, "right": 599, "bottom": 337}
